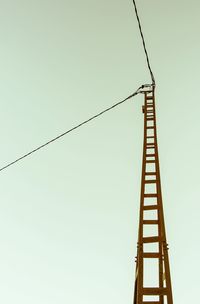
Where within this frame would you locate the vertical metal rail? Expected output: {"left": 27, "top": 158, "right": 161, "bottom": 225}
{"left": 133, "top": 89, "right": 173, "bottom": 304}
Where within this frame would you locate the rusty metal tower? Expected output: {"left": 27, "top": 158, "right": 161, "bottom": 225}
{"left": 133, "top": 87, "right": 173, "bottom": 304}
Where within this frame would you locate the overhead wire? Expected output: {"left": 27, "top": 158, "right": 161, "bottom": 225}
{"left": 0, "top": 86, "right": 145, "bottom": 173}
{"left": 0, "top": 1, "right": 156, "bottom": 173}
{"left": 132, "top": 0, "right": 155, "bottom": 85}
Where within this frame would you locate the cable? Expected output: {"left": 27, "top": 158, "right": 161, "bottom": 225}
{"left": 0, "top": 2, "right": 156, "bottom": 173}
{"left": 0, "top": 86, "right": 144, "bottom": 173}
{"left": 132, "top": 0, "right": 155, "bottom": 85}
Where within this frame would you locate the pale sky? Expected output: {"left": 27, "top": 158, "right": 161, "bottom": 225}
{"left": 0, "top": 0, "right": 199, "bottom": 303}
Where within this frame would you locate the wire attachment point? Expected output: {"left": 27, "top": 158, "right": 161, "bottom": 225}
{"left": 137, "top": 84, "right": 155, "bottom": 94}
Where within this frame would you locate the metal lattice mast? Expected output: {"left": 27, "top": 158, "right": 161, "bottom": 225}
{"left": 133, "top": 88, "right": 173, "bottom": 304}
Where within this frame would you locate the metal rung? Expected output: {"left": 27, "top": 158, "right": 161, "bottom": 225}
{"left": 145, "top": 172, "right": 156, "bottom": 175}
{"left": 142, "top": 288, "right": 167, "bottom": 295}
{"left": 142, "top": 302, "right": 160, "bottom": 304}
{"left": 143, "top": 236, "right": 160, "bottom": 243}
{"left": 145, "top": 179, "right": 157, "bottom": 184}
{"left": 146, "top": 96, "right": 153, "bottom": 100}
{"left": 143, "top": 220, "right": 158, "bottom": 225}
{"left": 146, "top": 105, "right": 153, "bottom": 108}
{"left": 146, "top": 143, "right": 155, "bottom": 147}
{"left": 146, "top": 153, "right": 155, "bottom": 156}
{"left": 146, "top": 160, "right": 156, "bottom": 163}
{"left": 146, "top": 136, "right": 154, "bottom": 139}
{"left": 146, "top": 146, "right": 155, "bottom": 149}
{"left": 146, "top": 118, "right": 154, "bottom": 121}
{"left": 144, "top": 90, "right": 153, "bottom": 93}
{"left": 143, "top": 205, "right": 158, "bottom": 210}
{"left": 147, "top": 110, "right": 154, "bottom": 113}
{"left": 143, "top": 252, "right": 160, "bottom": 258}
{"left": 147, "top": 126, "right": 155, "bottom": 129}
{"left": 144, "top": 193, "right": 157, "bottom": 198}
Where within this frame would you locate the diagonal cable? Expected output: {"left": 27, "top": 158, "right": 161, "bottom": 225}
{"left": 0, "top": 86, "right": 144, "bottom": 173}
{"left": 132, "top": 0, "right": 155, "bottom": 85}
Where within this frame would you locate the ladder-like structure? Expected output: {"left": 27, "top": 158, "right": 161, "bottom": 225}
{"left": 133, "top": 89, "right": 173, "bottom": 304}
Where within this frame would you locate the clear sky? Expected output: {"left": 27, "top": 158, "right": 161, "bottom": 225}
{"left": 0, "top": 0, "right": 199, "bottom": 303}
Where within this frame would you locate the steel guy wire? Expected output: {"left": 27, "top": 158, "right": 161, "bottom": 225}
{"left": 0, "top": 85, "right": 147, "bottom": 173}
